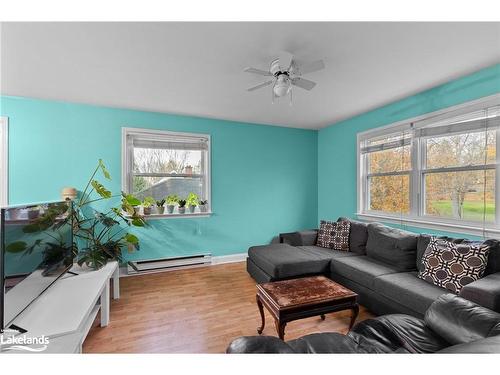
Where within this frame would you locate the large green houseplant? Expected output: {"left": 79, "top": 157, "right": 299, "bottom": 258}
{"left": 72, "top": 159, "right": 146, "bottom": 269}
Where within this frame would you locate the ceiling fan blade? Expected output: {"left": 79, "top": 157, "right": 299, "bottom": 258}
{"left": 299, "top": 60, "right": 325, "bottom": 75}
{"left": 244, "top": 67, "right": 272, "bottom": 76}
{"left": 247, "top": 80, "right": 274, "bottom": 92}
{"left": 292, "top": 77, "right": 316, "bottom": 91}
{"left": 279, "top": 51, "right": 293, "bottom": 71}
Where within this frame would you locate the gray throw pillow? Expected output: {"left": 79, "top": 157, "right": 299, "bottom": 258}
{"left": 337, "top": 217, "right": 368, "bottom": 255}
{"left": 366, "top": 223, "right": 418, "bottom": 271}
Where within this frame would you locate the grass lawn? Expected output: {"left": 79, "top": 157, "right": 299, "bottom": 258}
{"left": 429, "top": 200, "right": 495, "bottom": 222}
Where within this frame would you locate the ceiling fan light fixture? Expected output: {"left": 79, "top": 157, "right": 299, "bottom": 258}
{"left": 273, "top": 74, "right": 291, "bottom": 97}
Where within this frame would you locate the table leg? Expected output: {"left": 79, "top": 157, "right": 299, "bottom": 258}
{"left": 256, "top": 295, "right": 265, "bottom": 334}
{"left": 100, "top": 280, "right": 110, "bottom": 327}
{"left": 274, "top": 320, "right": 286, "bottom": 340}
{"left": 349, "top": 304, "right": 359, "bottom": 330}
{"left": 112, "top": 265, "right": 120, "bottom": 300}
{"left": 320, "top": 314, "right": 325, "bottom": 320}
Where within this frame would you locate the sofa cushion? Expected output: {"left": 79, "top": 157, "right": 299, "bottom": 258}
{"left": 351, "top": 314, "right": 449, "bottom": 353}
{"left": 373, "top": 272, "right": 449, "bottom": 315}
{"left": 330, "top": 256, "right": 400, "bottom": 289}
{"left": 418, "top": 237, "right": 490, "bottom": 294}
{"left": 366, "top": 223, "right": 418, "bottom": 271}
{"left": 425, "top": 294, "right": 500, "bottom": 345}
{"left": 338, "top": 217, "right": 369, "bottom": 255}
{"left": 248, "top": 244, "right": 356, "bottom": 280}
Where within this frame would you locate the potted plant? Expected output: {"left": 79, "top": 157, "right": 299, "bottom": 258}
{"left": 177, "top": 199, "right": 187, "bottom": 214}
{"left": 199, "top": 200, "right": 208, "bottom": 213}
{"left": 166, "top": 194, "right": 179, "bottom": 214}
{"left": 156, "top": 198, "right": 166, "bottom": 214}
{"left": 142, "top": 196, "right": 155, "bottom": 215}
{"left": 184, "top": 165, "right": 193, "bottom": 175}
{"left": 27, "top": 205, "right": 41, "bottom": 219}
{"left": 186, "top": 192, "right": 199, "bottom": 213}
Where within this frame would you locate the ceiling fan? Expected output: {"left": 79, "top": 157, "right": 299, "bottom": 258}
{"left": 244, "top": 51, "right": 325, "bottom": 104}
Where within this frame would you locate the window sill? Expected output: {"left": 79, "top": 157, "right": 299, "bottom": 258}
{"left": 356, "top": 212, "right": 500, "bottom": 239}
{"left": 128, "top": 212, "right": 213, "bottom": 220}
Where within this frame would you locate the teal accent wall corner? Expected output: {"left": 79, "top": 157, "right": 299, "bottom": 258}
{"left": 0, "top": 97, "right": 318, "bottom": 260}
{"left": 318, "top": 63, "right": 500, "bottom": 236}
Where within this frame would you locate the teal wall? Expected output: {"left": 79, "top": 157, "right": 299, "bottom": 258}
{"left": 0, "top": 97, "right": 318, "bottom": 260}
{"left": 318, "top": 63, "right": 500, "bottom": 236}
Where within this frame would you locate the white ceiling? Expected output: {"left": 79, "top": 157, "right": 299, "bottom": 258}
{"left": 1, "top": 22, "right": 499, "bottom": 129}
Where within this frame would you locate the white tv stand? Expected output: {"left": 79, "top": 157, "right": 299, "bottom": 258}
{"left": 1, "top": 261, "right": 119, "bottom": 353}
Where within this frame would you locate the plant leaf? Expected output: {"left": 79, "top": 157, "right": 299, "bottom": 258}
{"left": 91, "top": 180, "right": 112, "bottom": 199}
{"left": 131, "top": 218, "right": 145, "bottom": 227}
{"left": 98, "top": 159, "right": 111, "bottom": 180}
{"left": 124, "top": 233, "right": 139, "bottom": 244}
{"left": 6, "top": 241, "right": 27, "bottom": 253}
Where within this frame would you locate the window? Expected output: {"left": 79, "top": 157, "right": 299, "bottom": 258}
{"left": 0, "top": 117, "right": 7, "bottom": 206}
{"left": 358, "top": 95, "right": 500, "bottom": 234}
{"left": 122, "top": 128, "right": 211, "bottom": 214}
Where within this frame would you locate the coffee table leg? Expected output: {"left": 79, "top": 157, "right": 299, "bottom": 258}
{"left": 320, "top": 314, "right": 325, "bottom": 320}
{"left": 349, "top": 304, "right": 359, "bottom": 330}
{"left": 256, "top": 295, "right": 265, "bottom": 334}
{"left": 274, "top": 320, "right": 286, "bottom": 340}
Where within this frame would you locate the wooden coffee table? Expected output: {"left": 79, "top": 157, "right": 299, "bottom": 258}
{"left": 256, "top": 276, "right": 359, "bottom": 340}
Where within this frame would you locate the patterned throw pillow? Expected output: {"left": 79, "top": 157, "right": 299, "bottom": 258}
{"left": 316, "top": 220, "right": 350, "bottom": 250}
{"left": 417, "top": 237, "right": 490, "bottom": 294}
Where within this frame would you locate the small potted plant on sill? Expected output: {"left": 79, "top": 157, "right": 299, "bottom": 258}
{"left": 199, "top": 200, "right": 208, "bottom": 213}
{"left": 184, "top": 165, "right": 193, "bottom": 175}
{"left": 156, "top": 198, "right": 166, "bottom": 214}
{"left": 142, "top": 196, "right": 155, "bottom": 215}
{"left": 186, "top": 192, "right": 199, "bottom": 213}
{"left": 177, "top": 199, "right": 187, "bottom": 214}
{"left": 27, "top": 205, "right": 41, "bottom": 219}
{"left": 166, "top": 194, "right": 179, "bottom": 214}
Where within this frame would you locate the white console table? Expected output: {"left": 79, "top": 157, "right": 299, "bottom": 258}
{"left": 1, "top": 261, "right": 119, "bottom": 354}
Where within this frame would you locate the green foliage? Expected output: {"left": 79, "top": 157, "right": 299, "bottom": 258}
{"left": 74, "top": 160, "right": 146, "bottom": 269}
{"left": 6, "top": 241, "right": 27, "bottom": 253}
{"left": 199, "top": 199, "right": 208, "bottom": 206}
{"left": 91, "top": 180, "right": 112, "bottom": 199}
{"left": 186, "top": 192, "right": 199, "bottom": 207}
{"left": 178, "top": 199, "right": 187, "bottom": 208}
{"left": 142, "top": 196, "right": 155, "bottom": 208}
{"left": 156, "top": 198, "right": 166, "bottom": 207}
{"left": 166, "top": 194, "right": 180, "bottom": 205}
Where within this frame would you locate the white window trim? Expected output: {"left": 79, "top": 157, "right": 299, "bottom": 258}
{"left": 357, "top": 93, "right": 500, "bottom": 237}
{"left": 121, "top": 127, "right": 212, "bottom": 218}
{"left": 0, "top": 117, "right": 8, "bottom": 207}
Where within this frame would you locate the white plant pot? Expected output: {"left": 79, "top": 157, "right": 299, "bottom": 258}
{"left": 178, "top": 207, "right": 186, "bottom": 214}
{"left": 157, "top": 206, "right": 165, "bottom": 214}
{"left": 167, "top": 205, "right": 175, "bottom": 214}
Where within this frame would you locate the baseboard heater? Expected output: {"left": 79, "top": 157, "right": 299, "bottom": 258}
{"left": 127, "top": 253, "right": 212, "bottom": 275}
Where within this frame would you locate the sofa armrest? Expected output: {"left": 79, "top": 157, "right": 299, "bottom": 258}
{"left": 460, "top": 272, "right": 500, "bottom": 313}
{"left": 226, "top": 336, "right": 295, "bottom": 353}
{"left": 279, "top": 229, "right": 318, "bottom": 246}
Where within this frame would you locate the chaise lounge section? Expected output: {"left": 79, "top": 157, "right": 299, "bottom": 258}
{"left": 247, "top": 218, "right": 500, "bottom": 318}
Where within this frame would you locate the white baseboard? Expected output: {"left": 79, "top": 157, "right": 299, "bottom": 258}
{"left": 119, "top": 252, "right": 247, "bottom": 277}
{"left": 211, "top": 252, "right": 247, "bottom": 265}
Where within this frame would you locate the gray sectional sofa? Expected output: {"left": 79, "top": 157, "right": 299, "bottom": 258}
{"left": 246, "top": 218, "right": 500, "bottom": 319}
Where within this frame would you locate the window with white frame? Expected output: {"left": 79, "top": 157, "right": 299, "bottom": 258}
{"left": 0, "top": 117, "right": 8, "bottom": 207}
{"left": 122, "top": 128, "right": 211, "bottom": 213}
{"left": 358, "top": 96, "right": 500, "bottom": 232}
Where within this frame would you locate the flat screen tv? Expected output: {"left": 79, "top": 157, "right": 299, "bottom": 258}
{"left": 0, "top": 201, "right": 74, "bottom": 332}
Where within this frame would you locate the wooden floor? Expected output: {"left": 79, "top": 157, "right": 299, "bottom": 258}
{"left": 83, "top": 262, "right": 374, "bottom": 353}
